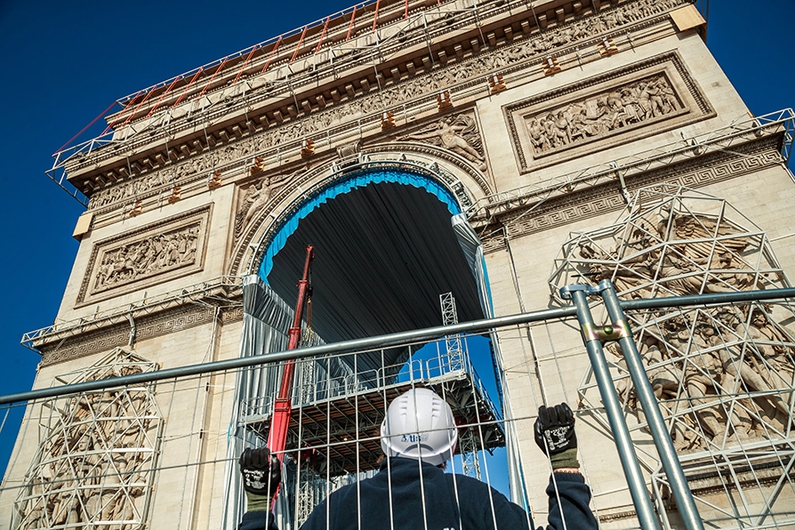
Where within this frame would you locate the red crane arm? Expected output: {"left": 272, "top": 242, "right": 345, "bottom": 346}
{"left": 267, "top": 244, "right": 314, "bottom": 461}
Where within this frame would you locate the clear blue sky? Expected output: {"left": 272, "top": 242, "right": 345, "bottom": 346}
{"left": 1, "top": 0, "right": 793, "bottom": 481}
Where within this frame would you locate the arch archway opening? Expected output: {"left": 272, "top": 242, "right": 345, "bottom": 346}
{"left": 263, "top": 176, "right": 486, "bottom": 345}
{"left": 239, "top": 171, "right": 511, "bottom": 508}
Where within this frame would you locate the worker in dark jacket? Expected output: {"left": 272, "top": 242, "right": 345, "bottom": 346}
{"left": 237, "top": 388, "right": 597, "bottom": 530}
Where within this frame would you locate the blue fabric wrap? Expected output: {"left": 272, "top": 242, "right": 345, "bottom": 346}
{"left": 258, "top": 170, "right": 462, "bottom": 281}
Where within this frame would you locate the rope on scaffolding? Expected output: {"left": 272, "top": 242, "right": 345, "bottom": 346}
{"left": 117, "top": 87, "right": 158, "bottom": 129}
{"left": 199, "top": 58, "right": 229, "bottom": 98}
{"left": 103, "top": 88, "right": 145, "bottom": 134}
{"left": 346, "top": 6, "right": 357, "bottom": 41}
{"left": 315, "top": 17, "right": 330, "bottom": 53}
{"left": 233, "top": 45, "right": 261, "bottom": 85}
{"left": 261, "top": 36, "right": 283, "bottom": 73}
{"left": 372, "top": 0, "right": 382, "bottom": 33}
{"left": 290, "top": 26, "right": 309, "bottom": 64}
{"left": 58, "top": 99, "right": 121, "bottom": 152}
{"left": 145, "top": 75, "right": 184, "bottom": 119}
{"left": 171, "top": 67, "right": 204, "bottom": 109}
{"left": 122, "top": 89, "right": 145, "bottom": 109}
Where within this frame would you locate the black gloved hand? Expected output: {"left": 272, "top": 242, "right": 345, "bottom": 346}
{"left": 239, "top": 447, "right": 281, "bottom": 511}
{"left": 534, "top": 403, "right": 579, "bottom": 470}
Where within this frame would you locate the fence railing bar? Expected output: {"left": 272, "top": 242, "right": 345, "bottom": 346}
{"left": 3, "top": 287, "right": 794, "bottom": 406}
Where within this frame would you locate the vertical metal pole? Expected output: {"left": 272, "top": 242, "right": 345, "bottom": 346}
{"left": 597, "top": 280, "right": 705, "bottom": 530}
{"left": 560, "top": 284, "right": 661, "bottom": 530}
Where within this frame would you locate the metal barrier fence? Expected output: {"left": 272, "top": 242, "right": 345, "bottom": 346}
{"left": 2, "top": 285, "right": 795, "bottom": 529}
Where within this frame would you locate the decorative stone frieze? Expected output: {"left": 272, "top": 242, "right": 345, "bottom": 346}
{"left": 77, "top": 205, "right": 212, "bottom": 305}
{"left": 84, "top": 0, "right": 687, "bottom": 211}
{"left": 504, "top": 52, "right": 714, "bottom": 172}
{"left": 234, "top": 111, "right": 486, "bottom": 246}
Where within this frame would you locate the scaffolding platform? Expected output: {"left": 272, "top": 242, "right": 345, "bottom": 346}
{"left": 243, "top": 371, "right": 504, "bottom": 477}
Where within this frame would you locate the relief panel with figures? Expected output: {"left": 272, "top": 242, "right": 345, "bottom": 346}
{"left": 549, "top": 186, "right": 795, "bottom": 456}
{"left": 505, "top": 52, "right": 714, "bottom": 173}
{"left": 77, "top": 205, "right": 212, "bottom": 305}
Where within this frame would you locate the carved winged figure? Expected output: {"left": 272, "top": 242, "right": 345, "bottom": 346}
{"left": 235, "top": 171, "right": 299, "bottom": 238}
{"left": 399, "top": 115, "right": 485, "bottom": 167}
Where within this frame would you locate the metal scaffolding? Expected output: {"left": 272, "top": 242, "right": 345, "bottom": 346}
{"left": 440, "top": 291, "right": 482, "bottom": 479}
{"left": 44, "top": 0, "right": 708, "bottom": 207}
{"left": 551, "top": 185, "right": 795, "bottom": 529}
{"left": 10, "top": 348, "right": 163, "bottom": 530}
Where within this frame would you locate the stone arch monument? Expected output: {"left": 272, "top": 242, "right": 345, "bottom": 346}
{"left": 3, "top": 0, "right": 795, "bottom": 528}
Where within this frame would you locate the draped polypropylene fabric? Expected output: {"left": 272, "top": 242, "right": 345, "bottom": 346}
{"left": 224, "top": 276, "right": 358, "bottom": 529}
{"left": 260, "top": 170, "right": 461, "bottom": 280}
{"left": 451, "top": 213, "right": 493, "bottom": 319}
{"left": 223, "top": 275, "right": 294, "bottom": 529}
{"left": 451, "top": 213, "right": 526, "bottom": 505}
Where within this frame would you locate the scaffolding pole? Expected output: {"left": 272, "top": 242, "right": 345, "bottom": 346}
{"left": 440, "top": 292, "right": 481, "bottom": 479}
{"left": 560, "top": 283, "right": 662, "bottom": 530}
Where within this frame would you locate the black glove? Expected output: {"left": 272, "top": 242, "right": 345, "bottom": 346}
{"left": 534, "top": 403, "right": 579, "bottom": 470}
{"left": 240, "top": 447, "right": 281, "bottom": 511}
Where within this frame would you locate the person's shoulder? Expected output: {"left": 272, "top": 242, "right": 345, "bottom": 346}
{"left": 327, "top": 480, "right": 358, "bottom": 501}
{"left": 445, "top": 472, "right": 493, "bottom": 494}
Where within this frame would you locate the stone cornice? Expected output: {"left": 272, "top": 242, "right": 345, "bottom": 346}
{"left": 38, "top": 300, "right": 244, "bottom": 367}
{"left": 72, "top": 0, "right": 687, "bottom": 204}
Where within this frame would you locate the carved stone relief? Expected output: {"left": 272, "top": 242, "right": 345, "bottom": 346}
{"left": 78, "top": 205, "right": 211, "bottom": 305}
{"left": 86, "top": 0, "right": 687, "bottom": 211}
{"left": 234, "top": 170, "right": 301, "bottom": 239}
{"left": 505, "top": 52, "right": 713, "bottom": 172}
{"left": 12, "top": 348, "right": 162, "bottom": 530}
{"left": 549, "top": 186, "right": 795, "bottom": 455}
{"left": 397, "top": 113, "right": 486, "bottom": 170}
{"left": 526, "top": 73, "right": 682, "bottom": 155}
{"left": 336, "top": 141, "right": 361, "bottom": 160}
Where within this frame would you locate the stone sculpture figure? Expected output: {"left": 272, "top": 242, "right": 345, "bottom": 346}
{"left": 526, "top": 74, "right": 680, "bottom": 155}
{"left": 398, "top": 115, "right": 485, "bottom": 168}
{"left": 13, "top": 349, "right": 161, "bottom": 530}
{"left": 234, "top": 170, "right": 298, "bottom": 239}
{"left": 556, "top": 188, "right": 795, "bottom": 455}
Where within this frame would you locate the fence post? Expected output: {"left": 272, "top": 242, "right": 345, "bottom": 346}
{"left": 560, "top": 283, "right": 662, "bottom": 530}
{"left": 596, "top": 280, "right": 704, "bottom": 530}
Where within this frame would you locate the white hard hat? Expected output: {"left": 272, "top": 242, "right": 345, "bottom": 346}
{"left": 380, "top": 387, "right": 458, "bottom": 466}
